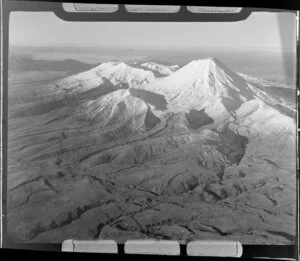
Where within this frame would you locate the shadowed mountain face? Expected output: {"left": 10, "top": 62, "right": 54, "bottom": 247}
{"left": 7, "top": 58, "right": 297, "bottom": 245}
{"left": 129, "top": 88, "right": 168, "bottom": 111}
{"left": 185, "top": 109, "right": 214, "bottom": 129}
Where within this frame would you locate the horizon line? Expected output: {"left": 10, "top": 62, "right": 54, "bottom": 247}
{"left": 9, "top": 44, "right": 295, "bottom": 51}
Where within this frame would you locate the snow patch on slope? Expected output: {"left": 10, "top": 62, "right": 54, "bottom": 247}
{"left": 71, "top": 89, "right": 160, "bottom": 130}
{"left": 140, "top": 62, "right": 179, "bottom": 75}
{"left": 233, "top": 99, "right": 296, "bottom": 136}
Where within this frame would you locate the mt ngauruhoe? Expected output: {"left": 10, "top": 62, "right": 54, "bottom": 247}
{"left": 8, "top": 57, "right": 296, "bottom": 244}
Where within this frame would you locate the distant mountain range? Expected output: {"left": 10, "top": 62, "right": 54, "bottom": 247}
{"left": 9, "top": 54, "right": 98, "bottom": 74}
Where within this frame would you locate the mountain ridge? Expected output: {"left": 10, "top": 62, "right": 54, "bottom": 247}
{"left": 9, "top": 55, "right": 98, "bottom": 74}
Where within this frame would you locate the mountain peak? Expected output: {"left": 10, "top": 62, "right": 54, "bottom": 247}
{"left": 144, "top": 57, "right": 255, "bottom": 112}
{"left": 183, "top": 57, "right": 228, "bottom": 75}
{"left": 159, "top": 57, "right": 242, "bottom": 93}
{"left": 59, "top": 61, "right": 157, "bottom": 92}
{"left": 194, "top": 57, "right": 221, "bottom": 64}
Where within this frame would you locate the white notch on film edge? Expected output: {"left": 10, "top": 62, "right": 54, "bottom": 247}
{"left": 62, "top": 239, "right": 242, "bottom": 256}
{"left": 62, "top": 3, "right": 118, "bottom": 13}
{"left": 62, "top": 239, "right": 118, "bottom": 253}
{"left": 187, "top": 240, "right": 243, "bottom": 257}
{"left": 125, "top": 240, "right": 180, "bottom": 255}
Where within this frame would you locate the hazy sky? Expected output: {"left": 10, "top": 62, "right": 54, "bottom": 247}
{"left": 9, "top": 11, "right": 296, "bottom": 50}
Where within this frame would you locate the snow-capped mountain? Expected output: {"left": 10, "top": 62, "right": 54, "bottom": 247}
{"left": 8, "top": 57, "right": 297, "bottom": 245}
{"left": 140, "top": 62, "right": 180, "bottom": 75}
{"left": 70, "top": 89, "right": 160, "bottom": 131}
{"left": 42, "top": 62, "right": 158, "bottom": 101}
{"left": 141, "top": 58, "right": 295, "bottom": 118}
{"left": 143, "top": 58, "right": 254, "bottom": 108}
{"left": 43, "top": 57, "right": 296, "bottom": 159}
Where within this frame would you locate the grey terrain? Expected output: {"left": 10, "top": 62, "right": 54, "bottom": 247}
{"left": 7, "top": 56, "right": 297, "bottom": 244}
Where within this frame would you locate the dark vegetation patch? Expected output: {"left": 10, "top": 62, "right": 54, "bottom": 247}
{"left": 129, "top": 88, "right": 168, "bottom": 111}
{"left": 185, "top": 109, "right": 214, "bottom": 129}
